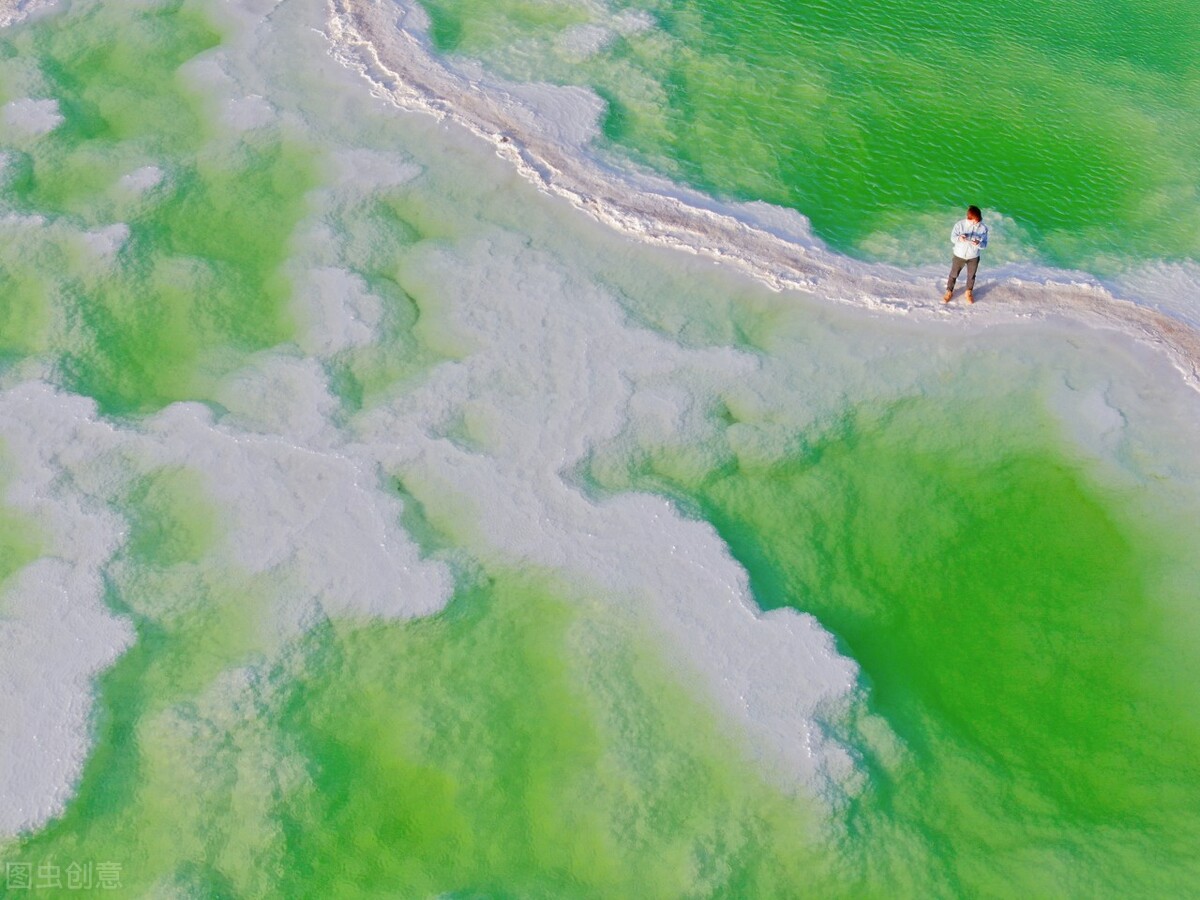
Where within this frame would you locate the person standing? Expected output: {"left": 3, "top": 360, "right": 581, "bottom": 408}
{"left": 943, "top": 206, "right": 988, "bottom": 304}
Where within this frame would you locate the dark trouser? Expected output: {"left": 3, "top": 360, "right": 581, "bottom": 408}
{"left": 947, "top": 255, "right": 979, "bottom": 292}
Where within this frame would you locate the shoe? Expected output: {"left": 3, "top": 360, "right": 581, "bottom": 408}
{"left": 965, "top": 289, "right": 974, "bottom": 304}
{"left": 942, "top": 290, "right": 953, "bottom": 303}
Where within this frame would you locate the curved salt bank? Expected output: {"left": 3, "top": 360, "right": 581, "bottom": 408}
{"left": 326, "top": 0, "right": 1200, "bottom": 391}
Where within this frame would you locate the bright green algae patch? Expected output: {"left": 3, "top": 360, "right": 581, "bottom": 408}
{"left": 122, "top": 466, "right": 218, "bottom": 567}
{"left": 0, "top": 479, "right": 40, "bottom": 594}
{"left": 1, "top": 570, "right": 839, "bottom": 898}
{"left": 418, "top": 0, "right": 1200, "bottom": 270}
{"left": 596, "top": 398, "right": 1200, "bottom": 894}
{"left": 276, "top": 578, "right": 828, "bottom": 896}
{"left": 0, "top": 0, "right": 319, "bottom": 413}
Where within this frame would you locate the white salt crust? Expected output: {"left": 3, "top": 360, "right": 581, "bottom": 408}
{"left": 116, "top": 166, "right": 166, "bottom": 194}
{"left": 78, "top": 222, "right": 130, "bottom": 258}
{"left": 0, "top": 0, "right": 57, "bottom": 29}
{"left": 0, "top": 378, "right": 453, "bottom": 837}
{"left": 0, "top": 389, "right": 134, "bottom": 839}
{"left": 1, "top": 98, "right": 63, "bottom": 135}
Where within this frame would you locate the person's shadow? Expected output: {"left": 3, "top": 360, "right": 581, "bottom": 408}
{"left": 969, "top": 283, "right": 997, "bottom": 302}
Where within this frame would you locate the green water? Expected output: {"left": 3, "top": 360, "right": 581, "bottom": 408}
{"left": 591, "top": 396, "right": 1200, "bottom": 894}
{"left": 3, "top": 561, "right": 833, "bottom": 897}
{"left": 0, "top": 475, "right": 40, "bottom": 592}
{"left": 420, "top": 0, "right": 1200, "bottom": 271}
{"left": 9, "top": 391, "right": 1198, "bottom": 896}
{"left": 0, "top": 0, "right": 318, "bottom": 414}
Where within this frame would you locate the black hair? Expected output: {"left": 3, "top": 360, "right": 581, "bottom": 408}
{"left": 967, "top": 205, "right": 982, "bottom": 220}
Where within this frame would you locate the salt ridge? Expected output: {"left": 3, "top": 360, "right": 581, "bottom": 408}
{"left": 325, "top": 0, "right": 1200, "bottom": 392}
{"left": 0, "top": 0, "right": 57, "bottom": 28}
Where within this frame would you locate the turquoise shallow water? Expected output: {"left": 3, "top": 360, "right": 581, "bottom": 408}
{"left": 1, "top": 0, "right": 1200, "bottom": 895}
{"left": 419, "top": 0, "right": 1200, "bottom": 273}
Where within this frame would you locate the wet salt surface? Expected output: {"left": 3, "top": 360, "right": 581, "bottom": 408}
{"left": 1, "top": 97, "right": 63, "bottom": 134}
{"left": 0, "top": 0, "right": 57, "bottom": 28}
